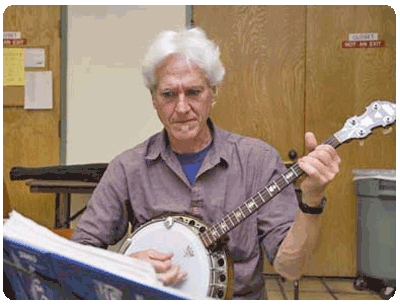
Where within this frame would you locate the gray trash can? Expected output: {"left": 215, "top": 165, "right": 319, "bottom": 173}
{"left": 353, "top": 170, "right": 396, "bottom": 299}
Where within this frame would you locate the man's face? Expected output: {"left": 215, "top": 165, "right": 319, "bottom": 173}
{"left": 152, "top": 54, "right": 216, "bottom": 144}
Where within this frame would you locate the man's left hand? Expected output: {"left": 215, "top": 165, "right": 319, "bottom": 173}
{"left": 298, "top": 132, "right": 341, "bottom": 207}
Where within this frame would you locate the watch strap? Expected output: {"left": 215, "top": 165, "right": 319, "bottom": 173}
{"left": 299, "top": 196, "right": 326, "bottom": 215}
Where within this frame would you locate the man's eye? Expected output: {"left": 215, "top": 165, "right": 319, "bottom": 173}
{"left": 161, "top": 90, "right": 175, "bottom": 98}
{"left": 186, "top": 89, "right": 201, "bottom": 96}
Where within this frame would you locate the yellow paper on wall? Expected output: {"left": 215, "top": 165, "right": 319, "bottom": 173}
{"left": 3, "top": 48, "right": 25, "bottom": 86}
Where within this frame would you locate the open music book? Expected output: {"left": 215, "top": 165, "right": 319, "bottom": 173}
{"left": 3, "top": 211, "right": 192, "bottom": 300}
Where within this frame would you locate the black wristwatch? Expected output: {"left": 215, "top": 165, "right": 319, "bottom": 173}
{"left": 299, "top": 196, "right": 327, "bottom": 215}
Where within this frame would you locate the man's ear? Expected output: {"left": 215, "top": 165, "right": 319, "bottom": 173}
{"left": 211, "top": 86, "right": 218, "bottom": 107}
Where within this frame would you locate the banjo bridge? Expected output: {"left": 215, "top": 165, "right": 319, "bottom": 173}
{"left": 183, "top": 245, "right": 195, "bottom": 258}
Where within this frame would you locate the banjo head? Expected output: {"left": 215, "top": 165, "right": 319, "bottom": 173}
{"left": 119, "top": 214, "right": 233, "bottom": 299}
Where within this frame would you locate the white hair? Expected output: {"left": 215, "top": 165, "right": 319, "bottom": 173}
{"left": 142, "top": 27, "right": 225, "bottom": 91}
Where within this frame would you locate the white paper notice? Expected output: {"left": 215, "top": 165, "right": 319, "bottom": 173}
{"left": 25, "top": 71, "right": 53, "bottom": 109}
{"left": 3, "top": 32, "right": 21, "bottom": 39}
{"left": 25, "top": 48, "right": 46, "bottom": 67}
{"left": 348, "top": 33, "right": 378, "bottom": 41}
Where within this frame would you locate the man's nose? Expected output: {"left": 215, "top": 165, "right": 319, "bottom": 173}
{"left": 176, "top": 92, "right": 190, "bottom": 113}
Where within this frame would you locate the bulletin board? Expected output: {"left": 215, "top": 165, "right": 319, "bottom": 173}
{"left": 3, "top": 45, "right": 50, "bottom": 107}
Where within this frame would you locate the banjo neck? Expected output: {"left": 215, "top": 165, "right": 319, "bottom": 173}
{"left": 199, "top": 136, "right": 341, "bottom": 248}
{"left": 200, "top": 100, "right": 396, "bottom": 248}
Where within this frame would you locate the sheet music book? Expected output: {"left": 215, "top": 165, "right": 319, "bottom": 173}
{"left": 3, "top": 211, "right": 191, "bottom": 300}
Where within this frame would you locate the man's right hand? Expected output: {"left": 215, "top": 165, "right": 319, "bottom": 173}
{"left": 129, "top": 249, "right": 187, "bottom": 286}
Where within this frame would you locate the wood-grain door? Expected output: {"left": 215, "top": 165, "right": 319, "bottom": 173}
{"left": 3, "top": 5, "right": 61, "bottom": 228}
{"left": 194, "top": 5, "right": 396, "bottom": 277}
{"left": 194, "top": 6, "right": 306, "bottom": 163}
{"left": 303, "top": 5, "right": 396, "bottom": 277}
{"left": 194, "top": 5, "right": 306, "bottom": 275}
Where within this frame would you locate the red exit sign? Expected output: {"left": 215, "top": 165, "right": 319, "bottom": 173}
{"left": 342, "top": 40, "right": 385, "bottom": 49}
{"left": 3, "top": 39, "right": 27, "bottom": 45}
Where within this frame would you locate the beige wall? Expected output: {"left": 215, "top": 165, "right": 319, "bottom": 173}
{"left": 66, "top": 5, "right": 186, "bottom": 164}
{"left": 66, "top": 6, "right": 186, "bottom": 238}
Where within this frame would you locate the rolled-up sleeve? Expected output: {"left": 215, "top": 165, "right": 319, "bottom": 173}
{"left": 71, "top": 157, "right": 130, "bottom": 248}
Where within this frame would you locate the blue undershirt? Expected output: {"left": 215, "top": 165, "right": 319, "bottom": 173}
{"left": 175, "top": 142, "right": 213, "bottom": 185}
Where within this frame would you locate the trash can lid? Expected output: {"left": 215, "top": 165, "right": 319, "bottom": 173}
{"left": 353, "top": 169, "right": 396, "bottom": 181}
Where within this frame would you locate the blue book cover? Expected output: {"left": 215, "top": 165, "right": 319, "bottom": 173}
{"left": 3, "top": 211, "right": 191, "bottom": 300}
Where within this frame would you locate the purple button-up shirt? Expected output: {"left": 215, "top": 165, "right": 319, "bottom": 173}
{"left": 71, "top": 120, "right": 299, "bottom": 299}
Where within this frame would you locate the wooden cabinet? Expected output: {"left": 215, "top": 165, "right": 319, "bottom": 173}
{"left": 3, "top": 6, "right": 62, "bottom": 228}
{"left": 194, "top": 5, "right": 395, "bottom": 277}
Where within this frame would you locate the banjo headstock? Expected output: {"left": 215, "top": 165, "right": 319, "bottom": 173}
{"left": 334, "top": 100, "right": 396, "bottom": 144}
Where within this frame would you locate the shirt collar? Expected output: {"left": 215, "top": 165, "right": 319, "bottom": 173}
{"left": 145, "top": 118, "right": 230, "bottom": 166}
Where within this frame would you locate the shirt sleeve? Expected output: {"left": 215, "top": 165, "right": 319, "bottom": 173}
{"left": 253, "top": 146, "right": 299, "bottom": 265}
{"left": 70, "top": 157, "right": 130, "bottom": 248}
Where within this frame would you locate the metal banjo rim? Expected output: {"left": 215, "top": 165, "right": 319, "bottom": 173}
{"left": 119, "top": 213, "right": 234, "bottom": 299}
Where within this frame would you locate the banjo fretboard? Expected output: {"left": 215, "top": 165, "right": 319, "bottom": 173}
{"left": 199, "top": 136, "right": 341, "bottom": 248}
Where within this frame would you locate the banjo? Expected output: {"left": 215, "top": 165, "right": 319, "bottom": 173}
{"left": 119, "top": 101, "right": 396, "bottom": 299}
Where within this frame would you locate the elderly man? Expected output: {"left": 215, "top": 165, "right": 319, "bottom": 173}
{"left": 71, "top": 27, "right": 341, "bottom": 299}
